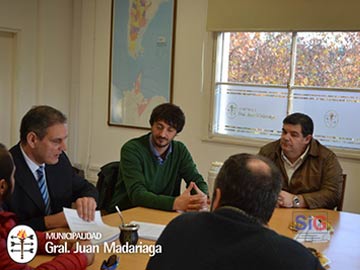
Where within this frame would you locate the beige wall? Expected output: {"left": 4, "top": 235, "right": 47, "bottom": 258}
{"left": 0, "top": 0, "right": 75, "bottom": 150}
{"left": 0, "top": 0, "right": 359, "bottom": 213}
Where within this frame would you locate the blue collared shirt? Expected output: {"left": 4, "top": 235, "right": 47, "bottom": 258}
{"left": 149, "top": 134, "right": 172, "bottom": 165}
{"left": 20, "top": 144, "right": 45, "bottom": 180}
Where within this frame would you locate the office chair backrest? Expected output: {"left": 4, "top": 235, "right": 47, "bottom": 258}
{"left": 96, "top": 161, "right": 120, "bottom": 214}
{"left": 337, "top": 174, "right": 347, "bottom": 211}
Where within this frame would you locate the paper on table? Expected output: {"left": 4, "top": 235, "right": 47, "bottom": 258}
{"left": 63, "top": 207, "right": 119, "bottom": 245}
{"left": 294, "top": 230, "right": 331, "bottom": 243}
{"left": 129, "top": 221, "right": 166, "bottom": 241}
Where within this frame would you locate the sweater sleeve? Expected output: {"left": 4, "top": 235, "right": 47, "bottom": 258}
{"left": 121, "top": 142, "right": 176, "bottom": 210}
{"left": 177, "top": 142, "right": 208, "bottom": 195}
{"left": 0, "top": 236, "right": 87, "bottom": 270}
{"left": 35, "top": 252, "right": 88, "bottom": 270}
{"left": 35, "top": 231, "right": 88, "bottom": 270}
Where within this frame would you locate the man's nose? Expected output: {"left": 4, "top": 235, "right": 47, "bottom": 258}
{"left": 159, "top": 129, "right": 167, "bottom": 137}
{"left": 282, "top": 133, "right": 290, "bottom": 140}
{"left": 61, "top": 140, "right": 67, "bottom": 151}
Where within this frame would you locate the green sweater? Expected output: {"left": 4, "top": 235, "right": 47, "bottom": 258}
{"left": 109, "top": 133, "right": 208, "bottom": 212}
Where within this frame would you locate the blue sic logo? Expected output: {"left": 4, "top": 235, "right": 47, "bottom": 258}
{"left": 294, "top": 214, "right": 327, "bottom": 231}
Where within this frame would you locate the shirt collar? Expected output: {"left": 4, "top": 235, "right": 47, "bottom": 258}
{"left": 149, "top": 134, "right": 172, "bottom": 165}
{"left": 281, "top": 145, "right": 310, "bottom": 167}
{"left": 20, "top": 144, "right": 45, "bottom": 175}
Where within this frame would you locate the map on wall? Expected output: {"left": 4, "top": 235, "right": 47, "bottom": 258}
{"left": 109, "top": 0, "right": 176, "bottom": 128}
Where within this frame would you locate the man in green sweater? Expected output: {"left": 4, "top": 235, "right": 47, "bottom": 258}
{"left": 109, "top": 103, "right": 208, "bottom": 212}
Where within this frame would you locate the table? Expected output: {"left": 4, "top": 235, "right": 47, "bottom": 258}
{"left": 30, "top": 207, "right": 360, "bottom": 270}
{"left": 269, "top": 208, "right": 360, "bottom": 270}
{"left": 29, "top": 207, "right": 178, "bottom": 270}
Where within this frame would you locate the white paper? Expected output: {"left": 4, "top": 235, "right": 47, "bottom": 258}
{"left": 63, "top": 207, "right": 119, "bottom": 245}
{"left": 294, "top": 230, "right": 331, "bottom": 243}
{"left": 130, "top": 221, "right": 165, "bottom": 241}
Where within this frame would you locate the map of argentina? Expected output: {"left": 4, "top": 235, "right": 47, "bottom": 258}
{"left": 128, "top": 0, "right": 167, "bottom": 59}
{"left": 110, "top": 0, "right": 175, "bottom": 128}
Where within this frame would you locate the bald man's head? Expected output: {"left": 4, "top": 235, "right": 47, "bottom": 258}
{"left": 213, "top": 153, "right": 282, "bottom": 224}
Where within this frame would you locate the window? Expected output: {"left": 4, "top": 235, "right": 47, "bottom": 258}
{"left": 212, "top": 32, "right": 360, "bottom": 150}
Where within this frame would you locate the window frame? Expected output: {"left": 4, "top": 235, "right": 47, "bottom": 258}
{"left": 205, "top": 32, "right": 360, "bottom": 160}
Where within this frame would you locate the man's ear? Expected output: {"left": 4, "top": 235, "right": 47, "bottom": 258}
{"left": 26, "top": 131, "right": 38, "bottom": 148}
{"left": 304, "top": 134, "right": 312, "bottom": 144}
{"left": 211, "top": 188, "right": 222, "bottom": 210}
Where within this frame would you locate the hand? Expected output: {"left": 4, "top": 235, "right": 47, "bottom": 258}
{"left": 75, "top": 197, "right": 97, "bottom": 222}
{"left": 191, "top": 182, "right": 209, "bottom": 211}
{"left": 44, "top": 212, "right": 68, "bottom": 230}
{"left": 277, "top": 190, "right": 294, "bottom": 208}
{"left": 173, "top": 182, "right": 208, "bottom": 212}
{"left": 77, "top": 240, "right": 95, "bottom": 266}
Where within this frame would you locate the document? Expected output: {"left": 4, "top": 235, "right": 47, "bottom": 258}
{"left": 294, "top": 230, "right": 331, "bottom": 243}
{"left": 130, "top": 221, "right": 166, "bottom": 241}
{"left": 63, "top": 207, "right": 119, "bottom": 245}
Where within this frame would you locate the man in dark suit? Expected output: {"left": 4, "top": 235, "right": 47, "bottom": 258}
{"left": 6, "top": 105, "right": 98, "bottom": 231}
{"left": 147, "top": 154, "right": 324, "bottom": 270}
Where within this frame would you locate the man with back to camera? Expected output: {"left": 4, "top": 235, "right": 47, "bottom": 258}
{"left": 6, "top": 105, "right": 98, "bottom": 231}
{"left": 258, "top": 112, "right": 343, "bottom": 209}
{"left": 147, "top": 153, "right": 324, "bottom": 270}
{"left": 109, "top": 103, "right": 208, "bottom": 212}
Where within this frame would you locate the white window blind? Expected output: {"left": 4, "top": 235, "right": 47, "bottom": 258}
{"left": 207, "top": 0, "right": 360, "bottom": 32}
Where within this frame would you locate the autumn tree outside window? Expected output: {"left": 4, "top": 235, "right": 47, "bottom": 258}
{"left": 212, "top": 32, "right": 360, "bottom": 151}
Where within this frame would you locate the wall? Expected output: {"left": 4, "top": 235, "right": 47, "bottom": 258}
{"left": 80, "top": 0, "right": 359, "bottom": 213}
{"left": 78, "top": 0, "right": 252, "bottom": 179}
{"left": 0, "top": 0, "right": 75, "bottom": 151}
{"left": 0, "top": 0, "right": 359, "bottom": 213}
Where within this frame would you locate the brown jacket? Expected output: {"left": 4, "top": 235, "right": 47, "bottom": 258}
{"left": 259, "top": 139, "right": 343, "bottom": 209}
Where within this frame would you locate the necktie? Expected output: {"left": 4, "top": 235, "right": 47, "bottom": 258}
{"left": 36, "top": 165, "right": 51, "bottom": 215}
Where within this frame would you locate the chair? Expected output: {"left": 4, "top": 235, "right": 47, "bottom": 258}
{"left": 96, "top": 161, "right": 120, "bottom": 214}
{"left": 337, "top": 174, "right": 347, "bottom": 211}
{"left": 72, "top": 166, "right": 85, "bottom": 178}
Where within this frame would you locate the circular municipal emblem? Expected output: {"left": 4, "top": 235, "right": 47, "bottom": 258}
{"left": 7, "top": 225, "right": 38, "bottom": 263}
{"left": 324, "top": 110, "right": 339, "bottom": 128}
{"left": 226, "top": 103, "right": 237, "bottom": 119}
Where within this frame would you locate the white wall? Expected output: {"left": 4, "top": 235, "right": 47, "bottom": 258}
{"left": 0, "top": 0, "right": 74, "bottom": 150}
{"left": 0, "top": 0, "right": 359, "bottom": 213}
{"left": 0, "top": 31, "right": 15, "bottom": 146}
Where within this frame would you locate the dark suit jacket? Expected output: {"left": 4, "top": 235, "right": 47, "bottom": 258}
{"left": 147, "top": 207, "right": 324, "bottom": 270}
{"left": 6, "top": 143, "right": 98, "bottom": 231}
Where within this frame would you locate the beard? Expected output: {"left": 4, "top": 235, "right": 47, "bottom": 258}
{"left": 153, "top": 136, "right": 170, "bottom": 148}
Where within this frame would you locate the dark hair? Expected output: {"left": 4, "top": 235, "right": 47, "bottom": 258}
{"left": 283, "top": 113, "right": 314, "bottom": 137}
{"left": 149, "top": 103, "right": 185, "bottom": 133}
{"left": 214, "top": 153, "right": 282, "bottom": 224}
{"left": 0, "top": 143, "right": 14, "bottom": 186}
{"left": 20, "top": 105, "right": 67, "bottom": 143}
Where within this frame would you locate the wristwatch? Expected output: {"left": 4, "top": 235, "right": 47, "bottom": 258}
{"left": 293, "top": 195, "right": 300, "bottom": 208}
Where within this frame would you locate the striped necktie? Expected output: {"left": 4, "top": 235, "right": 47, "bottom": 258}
{"left": 36, "top": 165, "right": 51, "bottom": 215}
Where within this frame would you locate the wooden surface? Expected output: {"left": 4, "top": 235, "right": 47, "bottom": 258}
{"left": 30, "top": 207, "right": 360, "bottom": 270}
{"left": 29, "top": 208, "right": 178, "bottom": 270}
{"left": 269, "top": 208, "right": 360, "bottom": 270}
